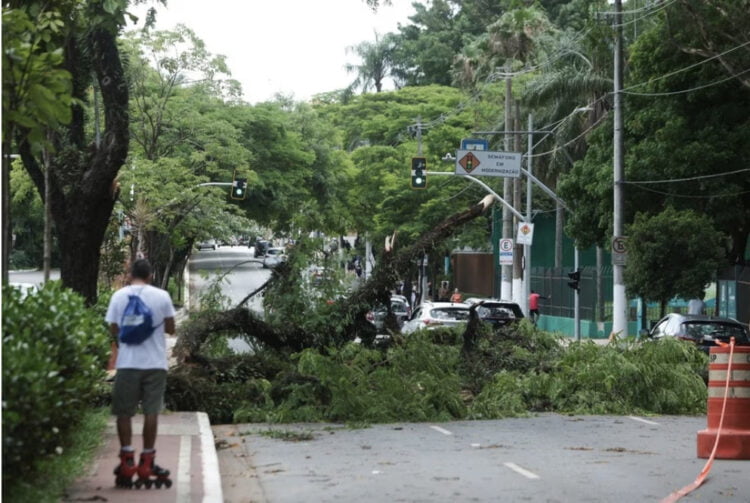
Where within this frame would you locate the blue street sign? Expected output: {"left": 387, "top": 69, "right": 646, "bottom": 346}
{"left": 460, "top": 138, "right": 489, "bottom": 151}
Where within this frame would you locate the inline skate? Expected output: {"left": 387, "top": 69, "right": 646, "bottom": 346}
{"left": 134, "top": 450, "right": 172, "bottom": 489}
{"left": 113, "top": 449, "right": 138, "bottom": 488}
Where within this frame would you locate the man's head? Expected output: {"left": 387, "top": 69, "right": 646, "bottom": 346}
{"left": 130, "top": 259, "right": 153, "bottom": 281}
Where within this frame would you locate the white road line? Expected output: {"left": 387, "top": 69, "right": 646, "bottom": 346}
{"left": 198, "top": 412, "right": 224, "bottom": 503}
{"left": 176, "top": 435, "right": 192, "bottom": 503}
{"left": 628, "top": 416, "right": 660, "bottom": 425}
{"left": 429, "top": 425, "right": 453, "bottom": 436}
{"left": 504, "top": 462, "right": 540, "bottom": 480}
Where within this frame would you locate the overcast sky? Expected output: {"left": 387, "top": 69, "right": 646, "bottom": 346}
{"left": 129, "top": 0, "right": 416, "bottom": 104}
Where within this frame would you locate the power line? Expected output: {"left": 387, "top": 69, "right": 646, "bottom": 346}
{"left": 625, "top": 168, "right": 750, "bottom": 184}
{"left": 620, "top": 40, "right": 750, "bottom": 93}
{"left": 621, "top": 67, "right": 750, "bottom": 96}
{"left": 610, "top": 0, "right": 676, "bottom": 28}
{"left": 601, "top": 0, "right": 674, "bottom": 16}
{"left": 626, "top": 184, "right": 750, "bottom": 199}
{"left": 525, "top": 111, "right": 609, "bottom": 159}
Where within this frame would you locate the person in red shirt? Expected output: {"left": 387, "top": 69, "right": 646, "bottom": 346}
{"left": 528, "top": 290, "right": 550, "bottom": 325}
{"left": 450, "top": 288, "right": 463, "bottom": 303}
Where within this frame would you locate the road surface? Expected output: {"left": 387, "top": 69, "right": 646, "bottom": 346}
{"left": 214, "top": 414, "right": 748, "bottom": 503}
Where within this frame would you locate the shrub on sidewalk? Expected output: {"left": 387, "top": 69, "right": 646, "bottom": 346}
{"left": 2, "top": 283, "right": 109, "bottom": 487}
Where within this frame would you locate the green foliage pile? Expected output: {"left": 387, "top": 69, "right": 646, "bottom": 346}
{"left": 170, "top": 323, "right": 708, "bottom": 424}
{"left": 1, "top": 283, "right": 110, "bottom": 487}
{"left": 470, "top": 336, "right": 708, "bottom": 418}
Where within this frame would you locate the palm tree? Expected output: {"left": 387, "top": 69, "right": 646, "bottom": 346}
{"left": 345, "top": 31, "right": 395, "bottom": 93}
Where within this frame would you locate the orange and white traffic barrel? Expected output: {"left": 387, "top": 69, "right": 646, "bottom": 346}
{"left": 696, "top": 345, "right": 750, "bottom": 459}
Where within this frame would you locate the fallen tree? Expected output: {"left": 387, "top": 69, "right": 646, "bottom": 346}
{"left": 174, "top": 195, "right": 496, "bottom": 361}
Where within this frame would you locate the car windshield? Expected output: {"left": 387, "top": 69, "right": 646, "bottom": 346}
{"left": 682, "top": 322, "right": 748, "bottom": 342}
{"left": 476, "top": 304, "right": 522, "bottom": 319}
{"left": 430, "top": 308, "right": 470, "bottom": 321}
{"left": 267, "top": 249, "right": 283, "bottom": 256}
{"left": 390, "top": 300, "right": 408, "bottom": 314}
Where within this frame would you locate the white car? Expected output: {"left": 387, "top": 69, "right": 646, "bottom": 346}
{"left": 401, "top": 301, "right": 471, "bottom": 334}
{"left": 262, "top": 247, "right": 287, "bottom": 268}
{"left": 197, "top": 239, "right": 217, "bottom": 250}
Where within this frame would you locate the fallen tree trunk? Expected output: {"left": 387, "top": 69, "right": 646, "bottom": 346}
{"left": 175, "top": 195, "right": 495, "bottom": 360}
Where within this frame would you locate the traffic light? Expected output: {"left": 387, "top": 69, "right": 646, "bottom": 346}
{"left": 230, "top": 171, "right": 247, "bottom": 200}
{"left": 567, "top": 269, "right": 581, "bottom": 291}
{"left": 411, "top": 157, "right": 427, "bottom": 189}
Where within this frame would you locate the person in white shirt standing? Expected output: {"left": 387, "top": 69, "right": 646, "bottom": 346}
{"left": 687, "top": 292, "right": 706, "bottom": 315}
{"left": 105, "top": 259, "right": 176, "bottom": 489}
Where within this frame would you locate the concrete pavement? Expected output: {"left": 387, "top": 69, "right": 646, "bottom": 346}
{"left": 63, "top": 411, "right": 223, "bottom": 503}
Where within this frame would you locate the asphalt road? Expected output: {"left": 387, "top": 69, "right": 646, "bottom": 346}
{"left": 189, "top": 245, "right": 271, "bottom": 353}
{"left": 215, "top": 414, "right": 749, "bottom": 503}
{"left": 189, "top": 245, "right": 270, "bottom": 308}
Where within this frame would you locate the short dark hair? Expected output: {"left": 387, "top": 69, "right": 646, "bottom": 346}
{"left": 130, "top": 259, "right": 152, "bottom": 280}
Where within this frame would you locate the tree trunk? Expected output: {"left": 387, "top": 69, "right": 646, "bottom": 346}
{"left": 19, "top": 27, "right": 128, "bottom": 305}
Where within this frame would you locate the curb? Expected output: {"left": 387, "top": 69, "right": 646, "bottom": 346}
{"left": 198, "top": 412, "right": 224, "bottom": 503}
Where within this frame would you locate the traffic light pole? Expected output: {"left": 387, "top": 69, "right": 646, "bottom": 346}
{"left": 426, "top": 171, "right": 527, "bottom": 222}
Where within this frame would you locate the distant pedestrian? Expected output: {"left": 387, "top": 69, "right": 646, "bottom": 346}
{"left": 529, "top": 290, "right": 550, "bottom": 325}
{"left": 450, "top": 288, "right": 463, "bottom": 303}
{"left": 438, "top": 282, "right": 449, "bottom": 302}
{"left": 687, "top": 292, "right": 706, "bottom": 315}
{"left": 106, "top": 259, "right": 175, "bottom": 488}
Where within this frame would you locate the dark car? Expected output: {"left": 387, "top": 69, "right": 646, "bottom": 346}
{"left": 464, "top": 297, "right": 525, "bottom": 328}
{"left": 645, "top": 313, "right": 749, "bottom": 353}
{"left": 253, "top": 239, "right": 271, "bottom": 258}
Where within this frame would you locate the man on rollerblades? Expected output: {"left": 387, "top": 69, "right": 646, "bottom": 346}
{"left": 105, "top": 259, "right": 176, "bottom": 489}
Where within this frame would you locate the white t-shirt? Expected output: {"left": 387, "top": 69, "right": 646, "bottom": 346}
{"left": 105, "top": 284, "right": 176, "bottom": 370}
{"left": 687, "top": 299, "right": 706, "bottom": 315}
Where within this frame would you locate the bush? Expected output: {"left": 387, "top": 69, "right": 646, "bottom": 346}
{"left": 2, "top": 283, "right": 109, "bottom": 487}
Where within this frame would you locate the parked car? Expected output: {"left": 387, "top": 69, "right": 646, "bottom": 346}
{"left": 644, "top": 313, "right": 749, "bottom": 353}
{"left": 464, "top": 297, "right": 525, "bottom": 328}
{"left": 262, "top": 247, "right": 287, "bottom": 268}
{"left": 10, "top": 282, "right": 38, "bottom": 299}
{"left": 367, "top": 295, "right": 412, "bottom": 332}
{"left": 401, "top": 301, "right": 471, "bottom": 334}
{"left": 197, "top": 239, "right": 217, "bottom": 250}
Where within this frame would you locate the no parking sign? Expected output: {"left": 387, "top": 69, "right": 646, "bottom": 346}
{"left": 499, "top": 238, "right": 514, "bottom": 265}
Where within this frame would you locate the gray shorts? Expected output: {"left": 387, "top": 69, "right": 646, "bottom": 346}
{"left": 112, "top": 369, "right": 167, "bottom": 416}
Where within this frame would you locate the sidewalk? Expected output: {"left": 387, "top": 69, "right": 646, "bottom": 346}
{"left": 63, "top": 411, "right": 223, "bottom": 503}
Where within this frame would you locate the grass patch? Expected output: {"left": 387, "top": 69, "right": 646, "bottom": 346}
{"left": 4, "top": 407, "right": 109, "bottom": 503}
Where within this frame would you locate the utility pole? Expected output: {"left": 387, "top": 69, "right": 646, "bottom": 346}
{"left": 42, "top": 138, "right": 52, "bottom": 282}
{"left": 524, "top": 115, "right": 533, "bottom": 316}
{"left": 502, "top": 67, "right": 513, "bottom": 300}
{"left": 612, "top": 0, "right": 628, "bottom": 338}
{"left": 512, "top": 103, "right": 523, "bottom": 305}
{"left": 414, "top": 117, "right": 428, "bottom": 305}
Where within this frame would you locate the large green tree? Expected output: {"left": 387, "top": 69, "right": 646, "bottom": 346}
{"left": 2, "top": 4, "right": 74, "bottom": 282}
{"left": 624, "top": 208, "right": 725, "bottom": 315}
{"left": 560, "top": 0, "right": 750, "bottom": 267}
{"left": 6, "top": 0, "right": 138, "bottom": 304}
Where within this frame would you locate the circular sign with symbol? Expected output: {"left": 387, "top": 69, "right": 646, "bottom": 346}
{"left": 612, "top": 236, "right": 627, "bottom": 254}
{"left": 499, "top": 238, "right": 514, "bottom": 252}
